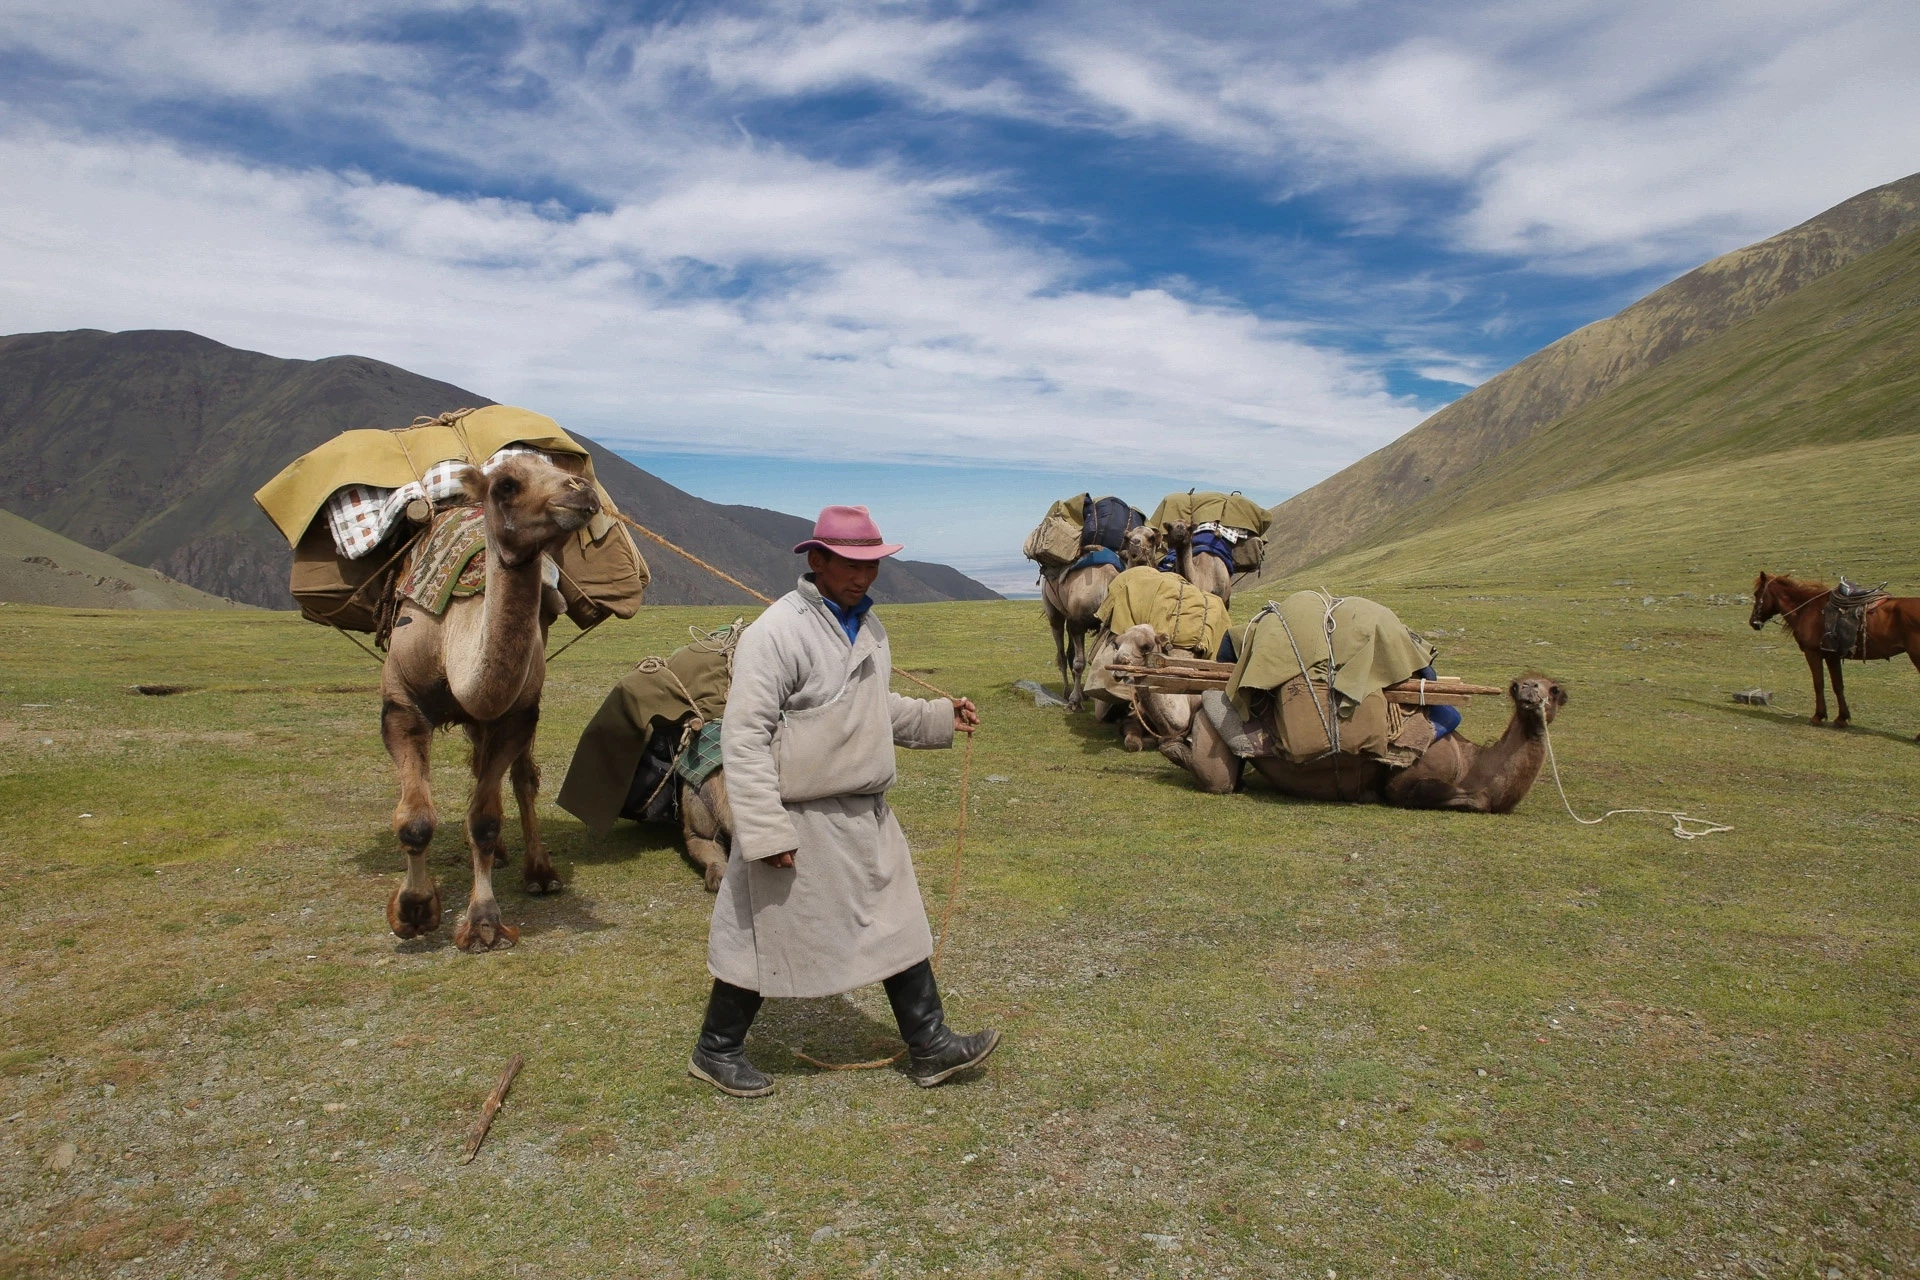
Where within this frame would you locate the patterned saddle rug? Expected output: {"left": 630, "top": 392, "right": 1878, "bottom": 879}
{"left": 398, "top": 507, "right": 489, "bottom": 615}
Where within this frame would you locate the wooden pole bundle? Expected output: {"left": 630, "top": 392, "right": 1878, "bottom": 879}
{"left": 1107, "top": 662, "right": 1505, "bottom": 707}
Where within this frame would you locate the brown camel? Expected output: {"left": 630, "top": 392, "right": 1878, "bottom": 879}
{"left": 678, "top": 757, "right": 733, "bottom": 892}
{"left": 1165, "top": 520, "right": 1234, "bottom": 606}
{"left": 1176, "top": 674, "right": 1567, "bottom": 812}
{"left": 1103, "top": 622, "right": 1201, "bottom": 752}
{"left": 381, "top": 454, "right": 599, "bottom": 950}
{"left": 1041, "top": 561, "right": 1119, "bottom": 710}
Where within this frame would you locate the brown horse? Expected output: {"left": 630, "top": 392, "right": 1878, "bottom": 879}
{"left": 1749, "top": 572, "right": 1920, "bottom": 737}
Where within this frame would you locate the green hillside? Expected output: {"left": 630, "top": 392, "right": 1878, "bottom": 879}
{"left": 1254, "top": 223, "right": 1920, "bottom": 598}
{"left": 0, "top": 507, "right": 250, "bottom": 610}
{"left": 1258, "top": 171, "right": 1920, "bottom": 578}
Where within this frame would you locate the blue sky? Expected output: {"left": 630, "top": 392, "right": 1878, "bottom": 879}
{"left": 2, "top": 0, "right": 1916, "bottom": 593}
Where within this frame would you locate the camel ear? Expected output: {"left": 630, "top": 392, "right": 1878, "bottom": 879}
{"left": 1508, "top": 679, "right": 1520, "bottom": 701}
{"left": 1551, "top": 683, "right": 1567, "bottom": 706}
{"left": 450, "top": 463, "right": 487, "bottom": 504}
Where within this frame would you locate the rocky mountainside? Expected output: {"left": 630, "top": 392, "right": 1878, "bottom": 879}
{"left": 1259, "top": 170, "right": 1920, "bottom": 578}
{"left": 0, "top": 329, "right": 999, "bottom": 609}
{"left": 0, "top": 506, "right": 250, "bottom": 610}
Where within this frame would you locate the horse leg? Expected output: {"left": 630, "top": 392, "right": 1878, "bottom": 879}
{"left": 455, "top": 711, "right": 531, "bottom": 951}
{"left": 1804, "top": 648, "right": 1828, "bottom": 724}
{"left": 1827, "top": 655, "right": 1850, "bottom": 728}
{"left": 1908, "top": 641, "right": 1920, "bottom": 741}
{"left": 382, "top": 697, "right": 441, "bottom": 938}
{"left": 510, "top": 730, "right": 560, "bottom": 894}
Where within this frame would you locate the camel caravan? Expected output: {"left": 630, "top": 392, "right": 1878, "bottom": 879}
{"left": 1021, "top": 491, "right": 1568, "bottom": 811}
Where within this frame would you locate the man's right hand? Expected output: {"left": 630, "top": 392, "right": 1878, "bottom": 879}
{"left": 767, "top": 851, "right": 796, "bottom": 868}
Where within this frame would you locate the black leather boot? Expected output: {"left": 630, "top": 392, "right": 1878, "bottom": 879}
{"left": 883, "top": 960, "right": 1000, "bottom": 1088}
{"left": 688, "top": 979, "right": 773, "bottom": 1097}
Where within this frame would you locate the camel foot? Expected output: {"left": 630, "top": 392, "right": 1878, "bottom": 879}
{"left": 1157, "top": 738, "right": 1192, "bottom": 770}
{"left": 523, "top": 859, "right": 562, "bottom": 894}
{"left": 702, "top": 862, "right": 726, "bottom": 893}
{"left": 387, "top": 883, "right": 442, "bottom": 939}
{"left": 454, "top": 903, "right": 518, "bottom": 951}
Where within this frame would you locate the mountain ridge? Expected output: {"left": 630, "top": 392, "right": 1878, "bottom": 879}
{"left": 1258, "top": 169, "right": 1920, "bottom": 578}
{"left": 0, "top": 329, "right": 999, "bottom": 609}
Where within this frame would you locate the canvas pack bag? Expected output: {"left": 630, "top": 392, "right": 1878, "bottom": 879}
{"left": 1023, "top": 512, "right": 1084, "bottom": 567}
{"left": 257, "top": 406, "right": 648, "bottom": 633}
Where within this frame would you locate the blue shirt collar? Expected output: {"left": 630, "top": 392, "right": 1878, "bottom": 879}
{"left": 812, "top": 579, "right": 873, "bottom": 644}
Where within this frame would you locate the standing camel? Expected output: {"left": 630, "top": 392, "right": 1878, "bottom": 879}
{"left": 1177, "top": 674, "right": 1567, "bottom": 811}
{"left": 1042, "top": 561, "right": 1119, "bottom": 710}
{"left": 1749, "top": 572, "right": 1920, "bottom": 735}
{"left": 382, "top": 454, "right": 600, "bottom": 950}
{"left": 1165, "top": 521, "right": 1235, "bottom": 606}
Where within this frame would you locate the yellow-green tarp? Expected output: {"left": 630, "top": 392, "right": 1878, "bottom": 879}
{"left": 252, "top": 405, "right": 618, "bottom": 549}
{"left": 1044, "top": 494, "right": 1089, "bottom": 525}
{"left": 1148, "top": 491, "right": 1271, "bottom": 537}
{"left": 1226, "top": 591, "right": 1433, "bottom": 716}
{"left": 1095, "top": 566, "right": 1231, "bottom": 656}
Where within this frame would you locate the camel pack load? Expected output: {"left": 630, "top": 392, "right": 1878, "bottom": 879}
{"left": 253, "top": 406, "right": 650, "bottom": 636}
{"left": 1147, "top": 491, "right": 1271, "bottom": 575}
{"left": 1023, "top": 494, "right": 1148, "bottom": 569}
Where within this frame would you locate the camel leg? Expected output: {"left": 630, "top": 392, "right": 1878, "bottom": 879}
{"left": 455, "top": 711, "right": 532, "bottom": 951}
{"left": 381, "top": 698, "right": 442, "bottom": 938}
{"left": 1805, "top": 648, "right": 1829, "bottom": 724}
{"left": 1048, "top": 609, "right": 1074, "bottom": 707}
{"left": 1827, "top": 656, "right": 1850, "bottom": 728}
{"left": 1067, "top": 623, "right": 1091, "bottom": 711}
{"left": 680, "top": 775, "right": 731, "bottom": 893}
{"left": 1179, "top": 709, "right": 1241, "bottom": 794}
{"left": 510, "top": 736, "right": 561, "bottom": 894}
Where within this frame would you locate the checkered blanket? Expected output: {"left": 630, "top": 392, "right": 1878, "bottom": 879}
{"left": 323, "top": 446, "right": 551, "bottom": 559}
{"left": 673, "top": 719, "right": 726, "bottom": 788}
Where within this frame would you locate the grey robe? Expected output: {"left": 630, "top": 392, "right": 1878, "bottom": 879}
{"left": 708, "top": 577, "right": 954, "bottom": 997}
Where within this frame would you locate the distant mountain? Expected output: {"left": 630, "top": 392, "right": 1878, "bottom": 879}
{"left": 1252, "top": 185, "right": 1920, "bottom": 595}
{"left": 0, "top": 506, "right": 249, "bottom": 610}
{"left": 0, "top": 330, "right": 1000, "bottom": 609}
{"left": 1258, "top": 170, "right": 1920, "bottom": 580}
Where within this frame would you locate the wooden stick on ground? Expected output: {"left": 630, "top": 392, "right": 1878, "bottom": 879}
{"left": 457, "top": 1054, "right": 524, "bottom": 1165}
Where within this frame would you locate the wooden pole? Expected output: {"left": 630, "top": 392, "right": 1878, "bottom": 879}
{"left": 457, "top": 1054, "right": 523, "bottom": 1165}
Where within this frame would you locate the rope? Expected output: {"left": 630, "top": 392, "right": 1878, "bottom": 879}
{"left": 610, "top": 510, "right": 778, "bottom": 607}
{"left": 1540, "top": 719, "right": 1732, "bottom": 841}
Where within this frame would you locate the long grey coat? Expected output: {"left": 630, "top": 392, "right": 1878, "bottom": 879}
{"left": 709, "top": 577, "right": 954, "bottom": 997}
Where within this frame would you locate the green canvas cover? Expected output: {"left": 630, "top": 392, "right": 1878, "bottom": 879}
{"left": 1044, "top": 494, "right": 1089, "bottom": 525}
{"left": 556, "top": 623, "right": 742, "bottom": 835}
{"left": 1095, "top": 566, "right": 1231, "bottom": 656}
{"left": 1148, "top": 491, "right": 1272, "bottom": 537}
{"left": 1226, "top": 591, "right": 1433, "bottom": 717}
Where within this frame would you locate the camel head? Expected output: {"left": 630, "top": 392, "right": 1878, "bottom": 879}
{"left": 1508, "top": 673, "right": 1567, "bottom": 728}
{"left": 1164, "top": 520, "right": 1193, "bottom": 549}
{"left": 1749, "top": 572, "right": 1774, "bottom": 630}
{"left": 1113, "top": 622, "right": 1170, "bottom": 664}
{"left": 459, "top": 453, "right": 600, "bottom": 565}
{"left": 1120, "top": 525, "right": 1165, "bottom": 569}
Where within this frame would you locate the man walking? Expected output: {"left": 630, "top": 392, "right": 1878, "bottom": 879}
{"left": 689, "top": 505, "right": 999, "bottom": 1096}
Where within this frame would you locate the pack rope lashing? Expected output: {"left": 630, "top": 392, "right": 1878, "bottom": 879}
{"left": 1540, "top": 719, "right": 1732, "bottom": 841}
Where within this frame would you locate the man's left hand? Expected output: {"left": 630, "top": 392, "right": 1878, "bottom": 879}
{"left": 953, "top": 697, "right": 980, "bottom": 734}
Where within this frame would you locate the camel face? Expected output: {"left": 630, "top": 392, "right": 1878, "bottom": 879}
{"left": 1121, "top": 525, "right": 1164, "bottom": 569}
{"left": 466, "top": 455, "right": 600, "bottom": 555}
{"left": 1509, "top": 674, "right": 1566, "bottom": 726}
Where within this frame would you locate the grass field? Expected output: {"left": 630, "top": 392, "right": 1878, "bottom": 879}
{"left": 4, "top": 573, "right": 1920, "bottom": 1277}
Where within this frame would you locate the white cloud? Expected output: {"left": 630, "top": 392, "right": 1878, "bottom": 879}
{"left": 0, "top": 125, "right": 1420, "bottom": 490}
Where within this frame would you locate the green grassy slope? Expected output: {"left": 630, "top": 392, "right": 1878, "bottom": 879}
{"left": 1258, "top": 171, "right": 1920, "bottom": 578}
{"left": 3, "top": 597, "right": 1917, "bottom": 1278}
{"left": 0, "top": 507, "right": 249, "bottom": 610}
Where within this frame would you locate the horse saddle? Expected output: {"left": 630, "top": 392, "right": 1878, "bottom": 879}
{"left": 1822, "top": 578, "right": 1887, "bottom": 656}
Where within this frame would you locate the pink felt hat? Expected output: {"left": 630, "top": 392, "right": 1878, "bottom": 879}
{"left": 793, "top": 505, "right": 903, "bottom": 560}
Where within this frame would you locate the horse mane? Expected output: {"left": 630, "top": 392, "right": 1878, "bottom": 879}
{"left": 1759, "top": 572, "right": 1827, "bottom": 594}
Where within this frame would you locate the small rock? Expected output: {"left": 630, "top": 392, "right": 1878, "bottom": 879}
{"left": 985, "top": 776, "right": 1009, "bottom": 784}
{"left": 1476, "top": 1068, "right": 1488, "bottom": 1077}
{"left": 961, "top": 1153, "right": 976, "bottom": 1163}
{"left": 340, "top": 1038, "right": 359, "bottom": 1048}
{"left": 810, "top": 1226, "right": 835, "bottom": 1244}
{"left": 1141, "top": 1233, "right": 1180, "bottom": 1251}
{"left": 50, "top": 1142, "right": 75, "bottom": 1170}
{"left": 323, "top": 1103, "right": 347, "bottom": 1114}
{"left": 1733, "top": 689, "right": 1772, "bottom": 706}
{"left": 102, "top": 1084, "right": 115, "bottom": 1098}
{"left": 78, "top": 813, "right": 92, "bottom": 819}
